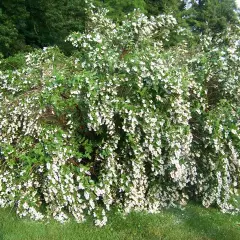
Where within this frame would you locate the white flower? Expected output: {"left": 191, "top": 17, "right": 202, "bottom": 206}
{"left": 231, "top": 129, "right": 237, "bottom": 135}
{"left": 46, "top": 163, "right": 51, "bottom": 170}
{"left": 23, "top": 202, "right": 29, "bottom": 209}
{"left": 94, "top": 34, "right": 102, "bottom": 43}
{"left": 84, "top": 191, "right": 90, "bottom": 200}
{"left": 89, "top": 199, "right": 95, "bottom": 209}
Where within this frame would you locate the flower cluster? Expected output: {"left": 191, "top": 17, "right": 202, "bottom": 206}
{"left": 0, "top": 4, "right": 239, "bottom": 226}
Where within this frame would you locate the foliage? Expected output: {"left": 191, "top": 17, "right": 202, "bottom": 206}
{"left": 94, "top": 0, "right": 147, "bottom": 20}
{"left": 24, "top": 0, "right": 87, "bottom": 54}
{"left": 0, "top": 52, "right": 26, "bottom": 70}
{"left": 184, "top": 0, "right": 238, "bottom": 33}
{"left": 0, "top": 4, "right": 239, "bottom": 226}
{"left": 0, "top": 0, "right": 87, "bottom": 57}
{"left": 0, "top": 0, "right": 239, "bottom": 57}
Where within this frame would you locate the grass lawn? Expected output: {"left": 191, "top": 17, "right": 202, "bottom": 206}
{"left": 0, "top": 203, "right": 239, "bottom": 240}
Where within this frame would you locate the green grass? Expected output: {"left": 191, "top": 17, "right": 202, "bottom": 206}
{"left": 0, "top": 203, "right": 239, "bottom": 240}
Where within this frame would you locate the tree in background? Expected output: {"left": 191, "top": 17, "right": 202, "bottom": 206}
{"left": 146, "top": 0, "right": 185, "bottom": 15}
{"left": 0, "top": 0, "right": 87, "bottom": 57}
{"left": 25, "top": 0, "right": 87, "bottom": 53}
{"left": 0, "top": 0, "right": 239, "bottom": 58}
{"left": 0, "top": 0, "right": 29, "bottom": 57}
{"left": 185, "top": 0, "right": 238, "bottom": 33}
{"left": 95, "top": 0, "right": 147, "bottom": 20}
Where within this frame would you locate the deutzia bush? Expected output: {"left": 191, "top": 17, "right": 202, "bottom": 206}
{"left": 0, "top": 4, "right": 239, "bottom": 226}
{"left": 187, "top": 26, "right": 240, "bottom": 212}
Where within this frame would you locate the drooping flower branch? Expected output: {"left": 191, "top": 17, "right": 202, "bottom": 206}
{"left": 0, "top": 4, "right": 239, "bottom": 226}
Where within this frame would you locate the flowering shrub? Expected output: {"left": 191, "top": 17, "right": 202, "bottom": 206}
{"left": 0, "top": 4, "right": 239, "bottom": 226}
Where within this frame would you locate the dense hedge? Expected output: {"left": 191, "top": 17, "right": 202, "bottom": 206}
{"left": 0, "top": 5, "right": 239, "bottom": 226}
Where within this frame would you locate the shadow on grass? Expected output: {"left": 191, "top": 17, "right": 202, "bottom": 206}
{"left": 168, "top": 204, "right": 240, "bottom": 240}
{"left": 0, "top": 204, "right": 239, "bottom": 240}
